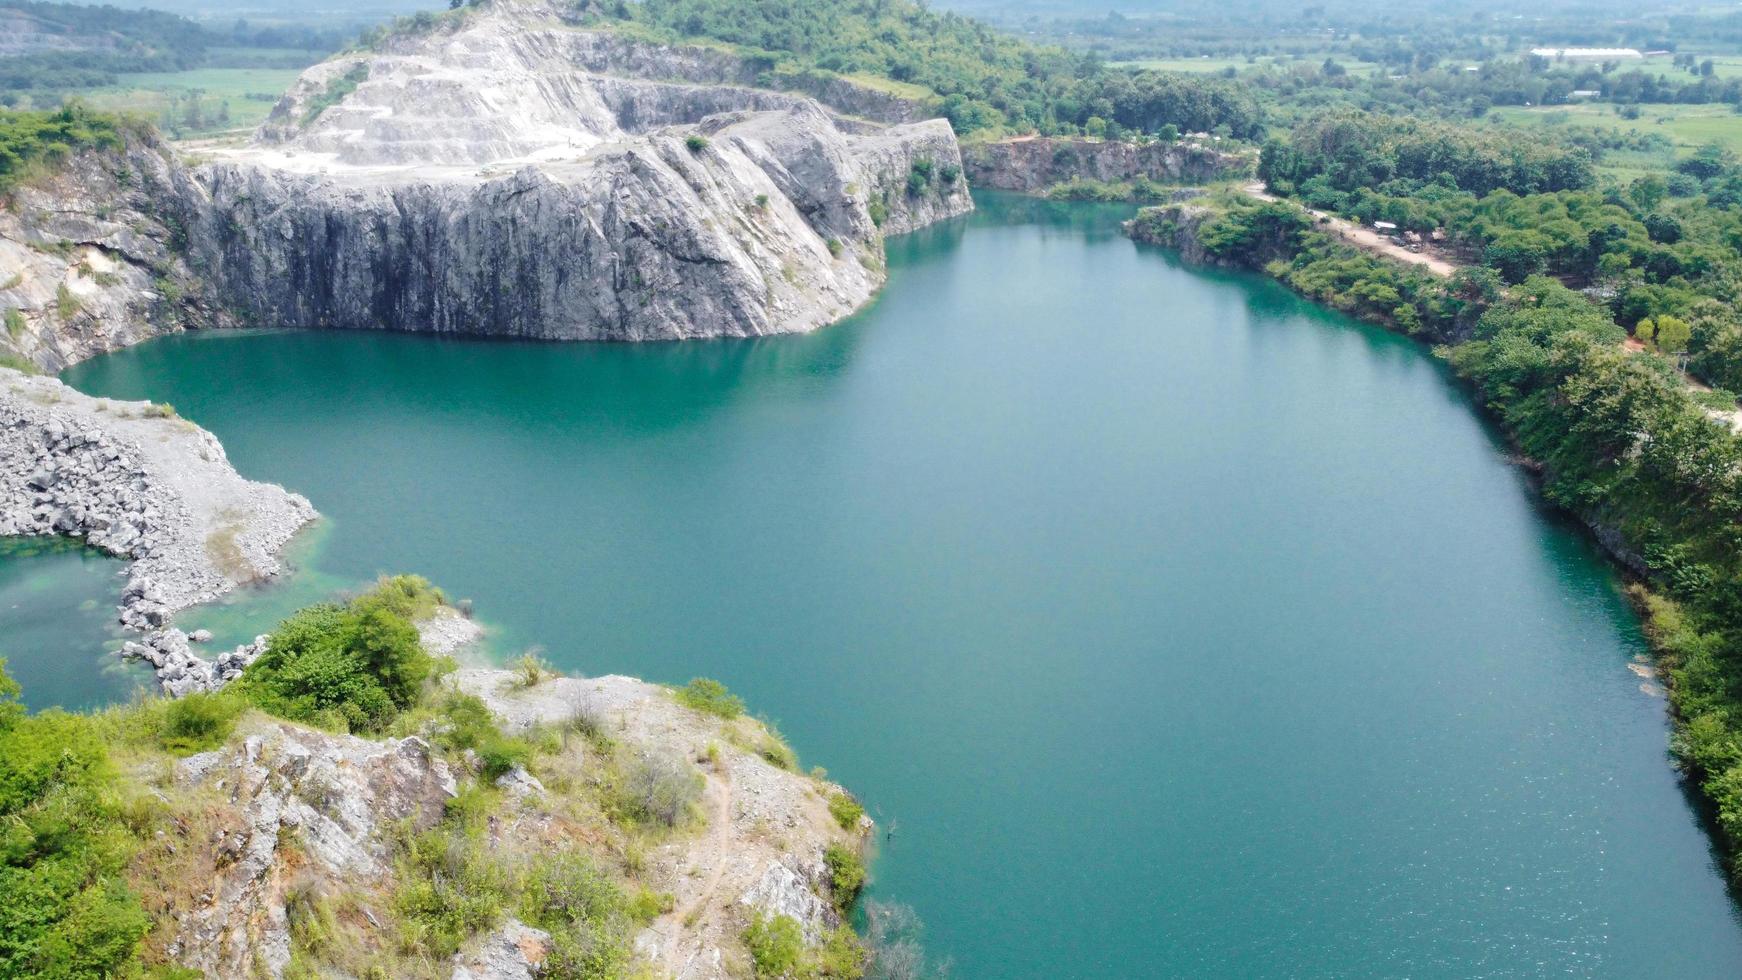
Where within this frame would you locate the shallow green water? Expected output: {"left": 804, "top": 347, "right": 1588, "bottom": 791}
{"left": 26, "top": 193, "right": 1742, "bottom": 974}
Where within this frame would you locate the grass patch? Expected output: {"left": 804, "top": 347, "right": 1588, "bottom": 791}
{"left": 827, "top": 792, "right": 864, "bottom": 831}
{"left": 54, "top": 283, "right": 79, "bottom": 319}
{"left": 674, "top": 677, "right": 744, "bottom": 719}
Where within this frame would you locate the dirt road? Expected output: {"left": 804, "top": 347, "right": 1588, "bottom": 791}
{"left": 1242, "top": 182, "right": 1460, "bottom": 277}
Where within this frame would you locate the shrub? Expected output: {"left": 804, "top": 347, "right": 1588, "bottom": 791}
{"left": 0, "top": 660, "right": 152, "bottom": 976}
{"left": 476, "top": 733, "right": 534, "bottom": 781}
{"left": 627, "top": 887, "right": 673, "bottom": 924}
{"left": 524, "top": 853, "right": 633, "bottom": 980}
{"left": 685, "top": 134, "right": 709, "bottom": 152}
{"left": 54, "top": 283, "right": 78, "bottom": 319}
{"left": 430, "top": 690, "right": 498, "bottom": 752}
{"left": 675, "top": 678, "right": 744, "bottom": 719}
{"left": 823, "top": 844, "right": 866, "bottom": 914}
{"left": 354, "top": 574, "right": 443, "bottom": 620}
{"left": 3, "top": 308, "right": 22, "bottom": 339}
{"left": 237, "top": 583, "right": 434, "bottom": 733}
{"left": 159, "top": 689, "right": 247, "bottom": 754}
{"left": 393, "top": 819, "right": 509, "bottom": 958}
{"left": 510, "top": 651, "right": 555, "bottom": 688}
{"left": 744, "top": 912, "right": 803, "bottom": 978}
{"left": 827, "top": 792, "right": 865, "bottom": 830}
{"left": 615, "top": 748, "right": 702, "bottom": 827}
{"left": 868, "top": 198, "right": 889, "bottom": 227}
{"left": 826, "top": 237, "right": 844, "bottom": 257}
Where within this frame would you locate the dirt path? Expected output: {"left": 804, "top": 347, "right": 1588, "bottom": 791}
{"left": 1242, "top": 182, "right": 1460, "bottom": 277}
{"left": 663, "top": 771, "right": 736, "bottom": 976}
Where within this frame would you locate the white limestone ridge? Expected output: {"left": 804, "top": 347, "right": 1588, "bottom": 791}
{"left": 182, "top": 0, "right": 973, "bottom": 341}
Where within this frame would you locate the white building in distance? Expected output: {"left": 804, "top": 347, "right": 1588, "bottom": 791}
{"left": 1530, "top": 47, "right": 1643, "bottom": 60}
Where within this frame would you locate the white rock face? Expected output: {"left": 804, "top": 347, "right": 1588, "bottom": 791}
{"left": 0, "top": 136, "right": 229, "bottom": 372}
{"left": 451, "top": 918, "right": 552, "bottom": 980}
{"left": 172, "top": 726, "right": 458, "bottom": 979}
{"left": 186, "top": 0, "right": 972, "bottom": 342}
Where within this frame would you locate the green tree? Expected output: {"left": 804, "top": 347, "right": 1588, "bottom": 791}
{"left": 1658, "top": 315, "right": 1692, "bottom": 355}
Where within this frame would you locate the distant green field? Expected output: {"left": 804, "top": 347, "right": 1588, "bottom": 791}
{"left": 73, "top": 67, "right": 308, "bottom": 137}
{"left": 1631, "top": 53, "right": 1742, "bottom": 80}
{"left": 1486, "top": 101, "right": 1742, "bottom": 163}
{"left": 1109, "top": 54, "right": 1379, "bottom": 77}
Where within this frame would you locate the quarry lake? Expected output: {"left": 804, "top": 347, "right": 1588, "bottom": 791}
{"left": 19, "top": 193, "right": 1742, "bottom": 975}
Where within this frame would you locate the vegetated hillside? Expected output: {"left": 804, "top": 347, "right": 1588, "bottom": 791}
{"left": 587, "top": 0, "right": 1264, "bottom": 140}
{"left": 1133, "top": 161, "right": 1742, "bottom": 884}
{"left": 0, "top": 0, "right": 349, "bottom": 117}
{"left": 0, "top": 1, "right": 206, "bottom": 92}
{"left": 0, "top": 574, "right": 901, "bottom": 978}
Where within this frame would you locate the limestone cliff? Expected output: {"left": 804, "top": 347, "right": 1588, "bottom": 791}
{"left": 182, "top": 0, "right": 971, "bottom": 341}
{"left": 0, "top": 133, "right": 229, "bottom": 372}
{"left": 962, "top": 135, "right": 1250, "bottom": 193}
{"left": 1, "top": 1, "right": 971, "bottom": 364}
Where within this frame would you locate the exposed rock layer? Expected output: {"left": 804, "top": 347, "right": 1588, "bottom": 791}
{"left": 192, "top": 104, "right": 968, "bottom": 340}
{"left": 188, "top": 1, "right": 972, "bottom": 341}
{"left": 0, "top": 135, "right": 230, "bottom": 372}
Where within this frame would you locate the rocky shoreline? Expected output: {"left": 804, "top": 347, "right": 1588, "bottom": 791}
{"left": 0, "top": 367, "right": 315, "bottom": 690}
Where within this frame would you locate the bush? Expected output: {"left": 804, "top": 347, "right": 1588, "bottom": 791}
{"left": 675, "top": 678, "right": 744, "bottom": 719}
{"left": 393, "top": 818, "right": 509, "bottom": 958}
{"left": 0, "top": 660, "right": 152, "bottom": 976}
{"left": 823, "top": 845, "right": 866, "bottom": 914}
{"left": 237, "top": 582, "right": 435, "bottom": 733}
{"left": 524, "top": 853, "right": 633, "bottom": 980}
{"left": 159, "top": 689, "right": 247, "bottom": 754}
{"left": 614, "top": 748, "right": 703, "bottom": 827}
{"left": 744, "top": 913, "right": 803, "bottom": 978}
{"left": 510, "top": 651, "right": 555, "bottom": 688}
{"left": 627, "top": 887, "right": 673, "bottom": 924}
{"left": 476, "top": 734, "right": 534, "bottom": 781}
{"left": 827, "top": 792, "right": 865, "bottom": 830}
{"left": 826, "top": 237, "right": 844, "bottom": 257}
{"left": 355, "top": 574, "right": 444, "bottom": 620}
{"left": 685, "top": 134, "right": 709, "bottom": 152}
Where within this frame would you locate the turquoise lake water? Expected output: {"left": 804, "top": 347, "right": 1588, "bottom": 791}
{"left": 10, "top": 193, "right": 1741, "bottom": 974}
